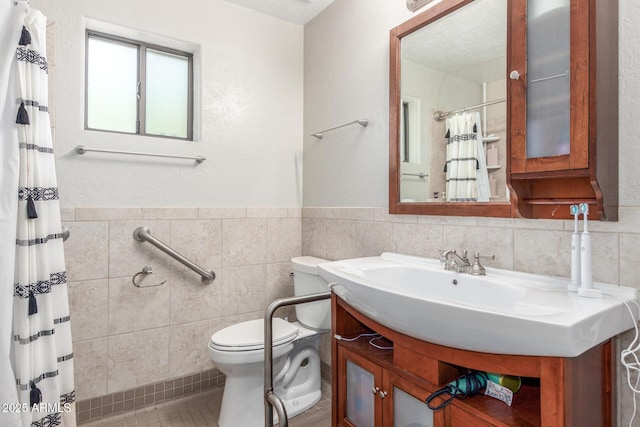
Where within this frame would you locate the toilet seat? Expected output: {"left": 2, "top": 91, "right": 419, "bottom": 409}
{"left": 210, "top": 318, "right": 299, "bottom": 352}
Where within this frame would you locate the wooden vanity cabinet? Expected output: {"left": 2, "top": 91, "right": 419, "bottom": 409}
{"left": 336, "top": 339, "right": 447, "bottom": 427}
{"left": 331, "top": 294, "right": 615, "bottom": 426}
{"left": 507, "top": 0, "right": 618, "bottom": 220}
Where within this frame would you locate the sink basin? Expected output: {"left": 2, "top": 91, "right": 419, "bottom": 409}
{"left": 318, "top": 252, "right": 639, "bottom": 357}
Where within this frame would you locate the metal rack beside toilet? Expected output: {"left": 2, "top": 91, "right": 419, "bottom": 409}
{"left": 264, "top": 291, "right": 332, "bottom": 427}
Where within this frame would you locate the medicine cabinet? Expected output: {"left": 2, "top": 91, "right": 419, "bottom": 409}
{"left": 508, "top": 0, "right": 618, "bottom": 220}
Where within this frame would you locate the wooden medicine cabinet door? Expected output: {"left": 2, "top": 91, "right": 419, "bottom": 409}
{"left": 508, "top": 0, "right": 618, "bottom": 220}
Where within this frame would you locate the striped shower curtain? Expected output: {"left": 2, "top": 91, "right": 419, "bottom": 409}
{"left": 444, "top": 112, "right": 490, "bottom": 202}
{"left": 12, "top": 8, "right": 76, "bottom": 427}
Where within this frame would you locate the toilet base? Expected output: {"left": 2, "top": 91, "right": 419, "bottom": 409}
{"left": 280, "top": 389, "right": 322, "bottom": 421}
{"left": 217, "top": 377, "right": 322, "bottom": 427}
{"left": 215, "top": 342, "right": 323, "bottom": 427}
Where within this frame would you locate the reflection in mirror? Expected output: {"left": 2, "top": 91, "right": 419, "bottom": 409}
{"left": 391, "top": 0, "right": 509, "bottom": 214}
{"left": 400, "top": 94, "right": 431, "bottom": 201}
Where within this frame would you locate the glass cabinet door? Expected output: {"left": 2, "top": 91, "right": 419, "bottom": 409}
{"left": 393, "top": 387, "right": 434, "bottom": 427}
{"left": 526, "top": 0, "right": 571, "bottom": 159}
{"left": 509, "top": 0, "right": 590, "bottom": 174}
{"left": 384, "top": 371, "right": 441, "bottom": 427}
{"left": 346, "top": 360, "right": 376, "bottom": 426}
{"left": 338, "top": 346, "right": 383, "bottom": 427}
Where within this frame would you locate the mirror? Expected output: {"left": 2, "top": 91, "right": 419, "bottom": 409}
{"left": 389, "top": 0, "right": 511, "bottom": 217}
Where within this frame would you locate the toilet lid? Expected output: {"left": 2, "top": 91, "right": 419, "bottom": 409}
{"left": 210, "top": 318, "right": 299, "bottom": 351}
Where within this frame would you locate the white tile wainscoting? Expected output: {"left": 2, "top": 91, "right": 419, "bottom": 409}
{"left": 63, "top": 207, "right": 303, "bottom": 408}
{"left": 64, "top": 205, "right": 640, "bottom": 424}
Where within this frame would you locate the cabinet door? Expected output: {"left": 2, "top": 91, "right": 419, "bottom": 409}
{"left": 337, "top": 346, "right": 384, "bottom": 427}
{"left": 510, "top": 0, "right": 590, "bottom": 174}
{"left": 382, "top": 371, "right": 444, "bottom": 427}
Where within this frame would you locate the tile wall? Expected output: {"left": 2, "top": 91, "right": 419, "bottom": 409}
{"left": 302, "top": 207, "right": 640, "bottom": 284}
{"left": 62, "top": 204, "right": 640, "bottom": 423}
{"left": 61, "top": 207, "right": 302, "bottom": 406}
{"left": 301, "top": 206, "right": 640, "bottom": 425}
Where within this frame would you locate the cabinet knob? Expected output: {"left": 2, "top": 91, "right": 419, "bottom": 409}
{"left": 509, "top": 70, "right": 520, "bottom": 80}
{"left": 371, "top": 386, "right": 379, "bottom": 395}
{"left": 379, "top": 390, "right": 388, "bottom": 399}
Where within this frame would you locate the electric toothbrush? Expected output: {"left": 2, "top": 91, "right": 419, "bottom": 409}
{"left": 577, "top": 203, "right": 602, "bottom": 298}
{"left": 568, "top": 205, "right": 580, "bottom": 292}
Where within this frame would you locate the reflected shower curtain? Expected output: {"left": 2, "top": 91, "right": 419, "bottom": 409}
{"left": 473, "top": 112, "right": 491, "bottom": 202}
{"left": 444, "top": 112, "right": 490, "bottom": 202}
{"left": 12, "top": 8, "right": 76, "bottom": 427}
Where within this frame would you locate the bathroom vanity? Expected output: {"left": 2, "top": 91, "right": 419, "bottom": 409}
{"left": 331, "top": 294, "right": 614, "bottom": 426}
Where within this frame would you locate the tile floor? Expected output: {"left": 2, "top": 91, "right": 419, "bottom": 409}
{"left": 81, "top": 380, "right": 331, "bottom": 427}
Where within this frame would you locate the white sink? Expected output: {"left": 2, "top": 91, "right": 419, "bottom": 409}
{"left": 318, "top": 252, "right": 639, "bottom": 357}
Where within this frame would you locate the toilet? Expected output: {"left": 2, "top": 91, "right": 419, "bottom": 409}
{"left": 208, "top": 256, "right": 330, "bottom": 427}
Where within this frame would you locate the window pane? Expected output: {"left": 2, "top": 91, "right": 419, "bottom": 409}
{"left": 145, "top": 49, "right": 189, "bottom": 139}
{"left": 87, "top": 36, "right": 138, "bottom": 133}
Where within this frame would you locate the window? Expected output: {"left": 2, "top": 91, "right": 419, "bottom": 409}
{"left": 85, "top": 31, "right": 194, "bottom": 140}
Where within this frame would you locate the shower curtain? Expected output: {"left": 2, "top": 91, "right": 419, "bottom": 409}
{"left": 444, "top": 112, "right": 490, "bottom": 202}
{"left": 5, "top": 5, "right": 76, "bottom": 427}
{"left": 1, "top": 2, "right": 27, "bottom": 427}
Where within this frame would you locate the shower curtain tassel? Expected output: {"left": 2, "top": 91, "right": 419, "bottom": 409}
{"left": 16, "top": 101, "right": 30, "bottom": 124}
{"left": 19, "top": 26, "right": 31, "bottom": 46}
{"left": 27, "top": 195, "right": 38, "bottom": 218}
{"left": 29, "top": 381, "right": 42, "bottom": 406}
{"left": 28, "top": 290, "right": 38, "bottom": 315}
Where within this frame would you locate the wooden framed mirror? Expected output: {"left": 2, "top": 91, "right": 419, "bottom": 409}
{"left": 389, "top": 0, "right": 512, "bottom": 217}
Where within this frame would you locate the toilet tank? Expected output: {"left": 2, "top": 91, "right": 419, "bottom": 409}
{"left": 291, "top": 256, "right": 331, "bottom": 330}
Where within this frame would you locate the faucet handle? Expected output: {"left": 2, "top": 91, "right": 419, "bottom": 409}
{"left": 470, "top": 252, "right": 495, "bottom": 276}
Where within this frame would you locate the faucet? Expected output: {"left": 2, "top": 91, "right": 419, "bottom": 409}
{"left": 469, "top": 252, "right": 495, "bottom": 276}
{"left": 439, "top": 249, "right": 471, "bottom": 273}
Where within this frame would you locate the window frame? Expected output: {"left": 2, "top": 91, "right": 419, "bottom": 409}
{"left": 84, "top": 30, "right": 194, "bottom": 141}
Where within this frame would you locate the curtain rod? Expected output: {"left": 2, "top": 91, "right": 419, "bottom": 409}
{"left": 434, "top": 98, "right": 506, "bottom": 122}
{"left": 75, "top": 145, "right": 206, "bottom": 163}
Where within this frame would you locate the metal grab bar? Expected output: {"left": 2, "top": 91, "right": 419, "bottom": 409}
{"left": 75, "top": 145, "right": 206, "bottom": 164}
{"left": 311, "top": 119, "right": 368, "bottom": 139}
{"left": 401, "top": 172, "right": 428, "bottom": 179}
{"left": 132, "top": 226, "right": 215, "bottom": 284}
{"left": 264, "top": 291, "right": 332, "bottom": 427}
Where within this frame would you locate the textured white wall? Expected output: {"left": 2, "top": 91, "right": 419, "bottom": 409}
{"left": 619, "top": 0, "right": 640, "bottom": 207}
{"left": 304, "top": 0, "right": 640, "bottom": 209}
{"left": 31, "top": 0, "right": 304, "bottom": 207}
{"left": 303, "top": 0, "right": 413, "bottom": 207}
